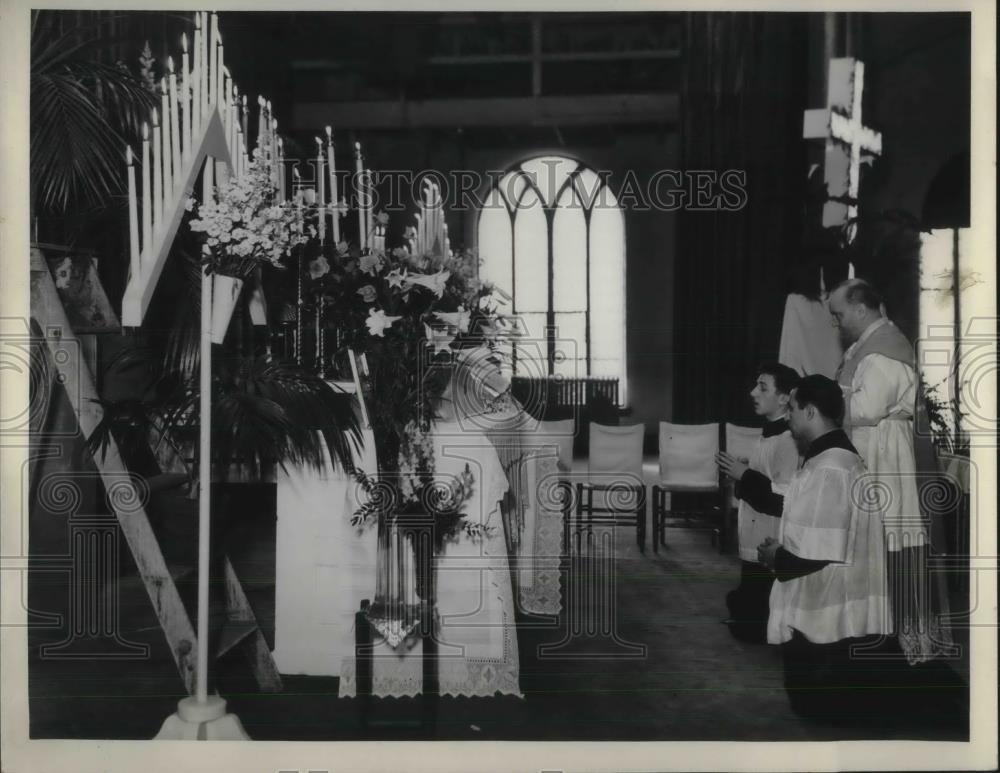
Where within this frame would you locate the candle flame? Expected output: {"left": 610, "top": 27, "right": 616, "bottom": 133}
{"left": 325, "top": 125, "right": 332, "bottom": 137}
{"left": 195, "top": 14, "right": 201, "bottom": 30}
{"left": 167, "top": 56, "right": 174, "bottom": 72}
{"left": 355, "top": 141, "right": 361, "bottom": 151}
{"left": 143, "top": 122, "right": 149, "bottom": 139}
{"left": 315, "top": 136, "right": 323, "bottom": 147}
{"left": 152, "top": 107, "right": 159, "bottom": 125}
{"left": 182, "top": 33, "right": 188, "bottom": 52}
{"left": 126, "top": 145, "right": 133, "bottom": 163}
{"left": 258, "top": 95, "right": 265, "bottom": 106}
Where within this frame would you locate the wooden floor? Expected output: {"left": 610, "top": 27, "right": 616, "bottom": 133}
{"left": 28, "top": 464, "right": 970, "bottom": 741}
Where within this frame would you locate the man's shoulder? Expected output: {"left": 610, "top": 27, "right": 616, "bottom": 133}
{"left": 804, "top": 446, "right": 863, "bottom": 473}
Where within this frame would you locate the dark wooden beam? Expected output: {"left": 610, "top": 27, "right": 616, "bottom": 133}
{"left": 294, "top": 92, "right": 677, "bottom": 129}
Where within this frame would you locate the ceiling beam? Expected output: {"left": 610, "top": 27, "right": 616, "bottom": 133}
{"left": 294, "top": 92, "right": 677, "bottom": 129}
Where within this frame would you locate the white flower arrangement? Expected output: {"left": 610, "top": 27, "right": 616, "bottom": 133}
{"left": 187, "top": 147, "right": 310, "bottom": 278}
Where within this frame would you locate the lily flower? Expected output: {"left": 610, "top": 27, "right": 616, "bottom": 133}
{"left": 404, "top": 269, "right": 450, "bottom": 298}
{"left": 365, "top": 308, "right": 402, "bottom": 337}
{"left": 424, "top": 323, "right": 456, "bottom": 355}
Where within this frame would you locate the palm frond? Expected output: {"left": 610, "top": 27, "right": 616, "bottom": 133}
{"left": 30, "top": 14, "right": 156, "bottom": 213}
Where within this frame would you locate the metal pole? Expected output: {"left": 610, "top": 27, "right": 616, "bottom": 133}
{"left": 196, "top": 163, "right": 214, "bottom": 704}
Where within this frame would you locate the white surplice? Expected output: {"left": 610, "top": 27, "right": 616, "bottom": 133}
{"left": 842, "top": 329, "right": 926, "bottom": 550}
{"left": 768, "top": 442, "right": 890, "bottom": 645}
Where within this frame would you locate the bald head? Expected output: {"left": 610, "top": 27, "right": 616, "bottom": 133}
{"left": 829, "top": 279, "right": 884, "bottom": 347}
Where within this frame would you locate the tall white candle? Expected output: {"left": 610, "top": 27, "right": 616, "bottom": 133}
{"left": 217, "top": 38, "right": 224, "bottom": 116}
{"left": 241, "top": 95, "right": 248, "bottom": 150}
{"left": 272, "top": 118, "right": 279, "bottom": 187}
{"left": 276, "top": 133, "right": 284, "bottom": 198}
{"left": 152, "top": 108, "right": 162, "bottom": 229}
{"left": 354, "top": 142, "right": 365, "bottom": 249}
{"left": 326, "top": 126, "right": 339, "bottom": 243}
{"left": 160, "top": 80, "right": 172, "bottom": 201}
{"left": 141, "top": 123, "right": 151, "bottom": 263}
{"left": 192, "top": 18, "right": 201, "bottom": 133}
{"left": 181, "top": 34, "right": 190, "bottom": 161}
{"left": 201, "top": 12, "right": 209, "bottom": 120}
{"left": 415, "top": 212, "right": 423, "bottom": 254}
{"left": 221, "top": 69, "right": 230, "bottom": 143}
{"left": 315, "top": 137, "right": 325, "bottom": 244}
{"left": 209, "top": 13, "right": 217, "bottom": 106}
{"left": 127, "top": 145, "right": 139, "bottom": 281}
{"left": 168, "top": 59, "right": 180, "bottom": 191}
{"left": 365, "top": 167, "right": 373, "bottom": 248}
{"left": 255, "top": 96, "right": 264, "bottom": 160}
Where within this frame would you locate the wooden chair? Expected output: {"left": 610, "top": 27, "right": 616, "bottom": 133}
{"left": 575, "top": 423, "right": 647, "bottom": 553}
{"left": 651, "top": 422, "right": 722, "bottom": 550}
{"left": 722, "top": 423, "right": 763, "bottom": 553}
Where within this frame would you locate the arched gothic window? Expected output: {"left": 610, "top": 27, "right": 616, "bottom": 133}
{"left": 477, "top": 155, "right": 627, "bottom": 404}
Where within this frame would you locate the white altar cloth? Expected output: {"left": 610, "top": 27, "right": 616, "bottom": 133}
{"left": 273, "top": 422, "right": 524, "bottom": 697}
{"left": 338, "top": 420, "right": 521, "bottom": 698}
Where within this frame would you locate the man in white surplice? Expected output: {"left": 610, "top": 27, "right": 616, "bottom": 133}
{"left": 829, "top": 278, "right": 951, "bottom": 664}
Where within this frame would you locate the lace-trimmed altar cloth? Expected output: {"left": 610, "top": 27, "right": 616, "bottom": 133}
{"left": 338, "top": 419, "right": 522, "bottom": 698}
{"left": 480, "top": 405, "right": 565, "bottom": 617}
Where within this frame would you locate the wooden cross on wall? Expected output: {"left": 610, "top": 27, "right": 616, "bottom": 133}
{"left": 803, "top": 57, "right": 883, "bottom": 242}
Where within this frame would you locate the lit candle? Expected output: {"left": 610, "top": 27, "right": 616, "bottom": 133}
{"left": 209, "top": 13, "right": 217, "bottom": 106}
{"left": 168, "top": 58, "right": 180, "bottom": 190}
{"left": 181, "top": 34, "right": 190, "bottom": 161}
{"left": 255, "top": 96, "right": 266, "bottom": 158}
{"left": 127, "top": 145, "right": 139, "bottom": 281}
{"left": 236, "top": 126, "right": 244, "bottom": 179}
{"left": 231, "top": 85, "right": 239, "bottom": 162}
{"left": 192, "top": 18, "right": 201, "bottom": 133}
{"left": 315, "top": 137, "right": 325, "bottom": 244}
{"left": 221, "top": 68, "right": 230, "bottom": 144}
{"left": 414, "top": 212, "right": 423, "bottom": 254}
{"left": 160, "top": 79, "right": 172, "bottom": 200}
{"left": 326, "top": 126, "right": 339, "bottom": 243}
{"left": 241, "top": 94, "right": 248, "bottom": 150}
{"left": 141, "top": 123, "right": 151, "bottom": 263}
{"left": 272, "top": 118, "right": 279, "bottom": 186}
{"left": 216, "top": 35, "right": 224, "bottom": 114}
{"left": 365, "top": 167, "right": 373, "bottom": 249}
{"left": 354, "top": 142, "right": 365, "bottom": 248}
{"left": 152, "top": 108, "right": 162, "bottom": 229}
{"left": 200, "top": 12, "right": 209, "bottom": 119}
{"left": 276, "top": 133, "right": 284, "bottom": 198}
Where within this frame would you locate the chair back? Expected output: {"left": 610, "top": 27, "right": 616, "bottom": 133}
{"left": 658, "top": 422, "right": 719, "bottom": 489}
{"left": 723, "top": 423, "right": 762, "bottom": 509}
{"left": 724, "top": 423, "right": 762, "bottom": 463}
{"left": 588, "top": 423, "right": 644, "bottom": 476}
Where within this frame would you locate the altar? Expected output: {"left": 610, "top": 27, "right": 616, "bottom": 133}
{"left": 272, "top": 406, "right": 565, "bottom": 698}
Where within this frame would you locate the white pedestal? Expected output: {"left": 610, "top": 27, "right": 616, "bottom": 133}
{"left": 155, "top": 696, "right": 249, "bottom": 740}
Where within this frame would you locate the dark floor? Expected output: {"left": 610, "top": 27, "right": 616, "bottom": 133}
{"left": 28, "top": 472, "right": 970, "bottom": 742}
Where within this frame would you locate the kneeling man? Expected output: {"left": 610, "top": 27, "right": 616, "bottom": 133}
{"left": 757, "top": 375, "right": 890, "bottom": 719}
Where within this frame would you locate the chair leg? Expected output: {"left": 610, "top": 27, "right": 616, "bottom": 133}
{"left": 637, "top": 486, "right": 647, "bottom": 554}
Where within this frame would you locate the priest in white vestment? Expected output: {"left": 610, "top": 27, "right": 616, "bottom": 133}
{"left": 829, "top": 279, "right": 952, "bottom": 664}
{"left": 758, "top": 375, "right": 890, "bottom": 719}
